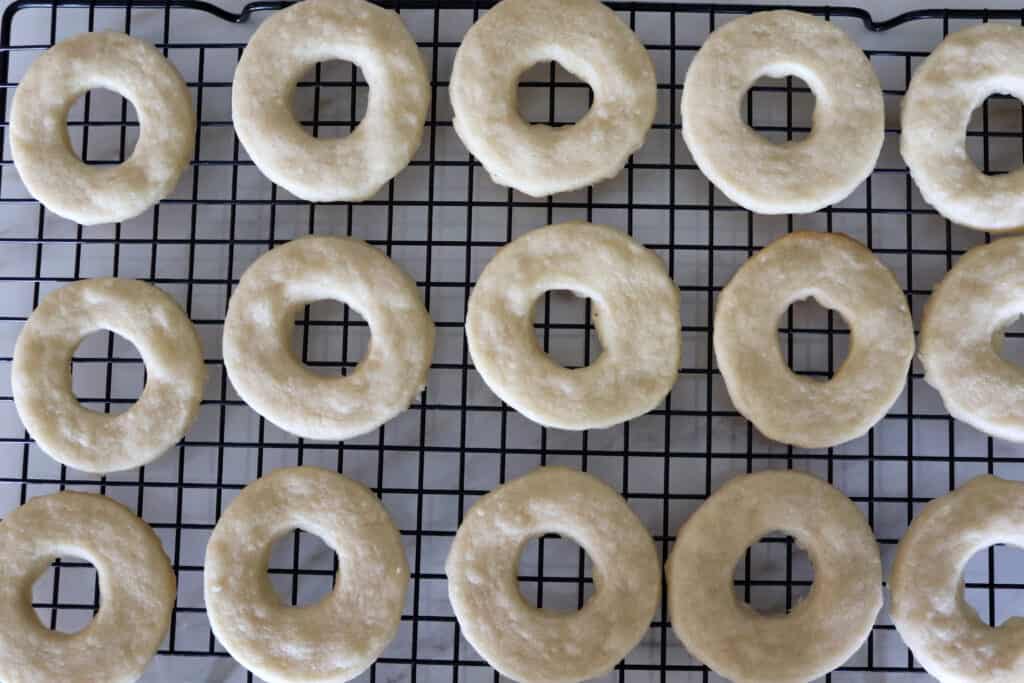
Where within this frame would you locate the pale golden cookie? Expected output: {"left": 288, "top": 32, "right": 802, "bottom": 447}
{"left": 232, "top": 0, "right": 429, "bottom": 202}
{"left": 919, "top": 237, "right": 1024, "bottom": 442}
{"left": 667, "top": 470, "right": 882, "bottom": 683}
{"left": 0, "top": 492, "right": 176, "bottom": 683}
{"left": 11, "top": 32, "right": 194, "bottom": 225}
{"left": 891, "top": 476, "right": 1024, "bottom": 683}
{"left": 682, "top": 11, "right": 883, "bottom": 214}
{"left": 222, "top": 235, "right": 434, "bottom": 441}
{"left": 12, "top": 278, "right": 206, "bottom": 473}
{"left": 205, "top": 466, "right": 408, "bottom": 683}
{"left": 713, "top": 231, "right": 914, "bottom": 448}
{"left": 902, "top": 24, "right": 1024, "bottom": 232}
{"left": 446, "top": 467, "right": 660, "bottom": 683}
{"left": 450, "top": 0, "right": 656, "bottom": 196}
{"left": 465, "top": 222, "right": 680, "bottom": 430}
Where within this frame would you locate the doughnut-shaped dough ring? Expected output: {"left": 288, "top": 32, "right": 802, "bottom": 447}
{"left": 713, "top": 231, "right": 914, "bottom": 448}
{"left": 223, "top": 235, "right": 434, "bottom": 441}
{"left": 891, "top": 475, "right": 1024, "bottom": 683}
{"left": 11, "top": 32, "right": 195, "bottom": 225}
{"left": 0, "top": 492, "right": 176, "bottom": 683}
{"left": 902, "top": 24, "right": 1024, "bottom": 232}
{"left": 450, "top": 0, "right": 657, "bottom": 197}
{"left": 205, "top": 466, "right": 408, "bottom": 683}
{"left": 446, "top": 466, "right": 660, "bottom": 683}
{"left": 12, "top": 278, "right": 206, "bottom": 473}
{"left": 682, "top": 11, "right": 884, "bottom": 214}
{"left": 920, "top": 237, "right": 1024, "bottom": 441}
{"left": 465, "top": 222, "right": 681, "bottom": 430}
{"left": 232, "top": 0, "right": 430, "bottom": 202}
{"left": 666, "top": 470, "right": 882, "bottom": 683}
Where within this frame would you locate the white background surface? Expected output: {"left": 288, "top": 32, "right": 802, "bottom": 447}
{"left": 3, "top": 1, "right": 1024, "bottom": 682}
{"left": 5, "top": 0, "right": 1024, "bottom": 21}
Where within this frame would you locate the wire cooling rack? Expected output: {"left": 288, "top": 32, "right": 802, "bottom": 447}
{"left": 4, "top": 1, "right": 1024, "bottom": 681}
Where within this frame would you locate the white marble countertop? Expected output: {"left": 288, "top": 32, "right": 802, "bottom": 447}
{"left": 2, "top": 2, "right": 1023, "bottom": 683}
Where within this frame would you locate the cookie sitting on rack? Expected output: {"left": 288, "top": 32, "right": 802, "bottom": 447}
{"left": 205, "top": 466, "right": 408, "bottom": 683}
{"left": 447, "top": 466, "right": 660, "bottom": 683}
{"left": 222, "top": 235, "right": 435, "bottom": 441}
{"left": 891, "top": 476, "right": 1024, "bottom": 683}
{"left": 10, "top": 32, "right": 195, "bottom": 225}
{"left": 0, "top": 492, "right": 176, "bottom": 683}
{"left": 667, "top": 470, "right": 882, "bottom": 683}
{"left": 12, "top": 278, "right": 206, "bottom": 474}
{"left": 465, "top": 222, "right": 681, "bottom": 430}
{"left": 902, "top": 24, "right": 1024, "bottom": 232}
{"left": 232, "top": 0, "right": 430, "bottom": 202}
{"left": 449, "top": 0, "right": 656, "bottom": 197}
{"left": 681, "top": 11, "right": 884, "bottom": 214}
{"left": 713, "top": 231, "right": 914, "bottom": 448}
{"left": 919, "top": 236, "right": 1024, "bottom": 441}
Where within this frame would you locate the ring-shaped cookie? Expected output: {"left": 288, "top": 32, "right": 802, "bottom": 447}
{"left": 446, "top": 466, "right": 660, "bottom": 683}
{"left": 232, "top": 0, "right": 430, "bottom": 202}
{"left": 891, "top": 475, "right": 1024, "bottom": 683}
{"left": 902, "top": 24, "right": 1024, "bottom": 232}
{"left": 713, "top": 232, "right": 914, "bottom": 448}
{"left": 920, "top": 237, "right": 1024, "bottom": 441}
{"left": 465, "top": 222, "right": 681, "bottom": 430}
{"left": 450, "top": 0, "right": 656, "bottom": 197}
{"left": 0, "top": 491, "right": 176, "bottom": 683}
{"left": 204, "top": 466, "right": 408, "bottom": 683}
{"left": 222, "top": 235, "right": 435, "bottom": 441}
{"left": 682, "top": 11, "right": 884, "bottom": 214}
{"left": 12, "top": 278, "right": 206, "bottom": 473}
{"left": 11, "top": 32, "right": 195, "bottom": 225}
{"left": 666, "top": 470, "right": 882, "bottom": 683}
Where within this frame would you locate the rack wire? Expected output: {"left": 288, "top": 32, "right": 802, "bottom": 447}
{"left": 2, "top": 1, "right": 1024, "bottom": 681}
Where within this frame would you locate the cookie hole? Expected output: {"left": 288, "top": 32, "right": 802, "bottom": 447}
{"left": 967, "top": 94, "right": 1024, "bottom": 175}
{"left": 292, "top": 299, "right": 369, "bottom": 378}
{"left": 996, "top": 314, "right": 1024, "bottom": 366}
{"left": 267, "top": 528, "right": 338, "bottom": 608}
{"left": 518, "top": 61, "right": 593, "bottom": 127}
{"left": 744, "top": 75, "right": 814, "bottom": 143}
{"left": 66, "top": 88, "right": 141, "bottom": 163}
{"left": 32, "top": 555, "right": 99, "bottom": 634}
{"left": 733, "top": 532, "right": 814, "bottom": 615}
{"left": 72, "top": 330, "right": 144, "bottom": 415}
{"left": 778, "top": 297, "right": 849, "bottom": 382}
{"left": 67, "top": 88, "right": 139, "bottom": 163}
{"left": 962, "top": 544, "right": 1024, "bottom": 626}
{"left": 518, "top": 534, "right": 595, "bottom": 613}
{"left": 533, "top": 290, "right": 604, "bottom": 369}
{"left": 292, "top": 60, "right": 368, "bottom": 139}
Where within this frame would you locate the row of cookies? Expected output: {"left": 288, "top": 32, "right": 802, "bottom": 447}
{"left": 11, "top": 0, "right": 1022, "bottom": 234}
{"left": 1, "top": 466, "right": 1014, "bottom": 683}
{"left": 13, "top": 222, "right": 1024, "bottom": 479}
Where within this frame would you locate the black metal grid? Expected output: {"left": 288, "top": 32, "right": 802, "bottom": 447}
{"left": 3, "top": 1, "right": 1024, "bottom": 681}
